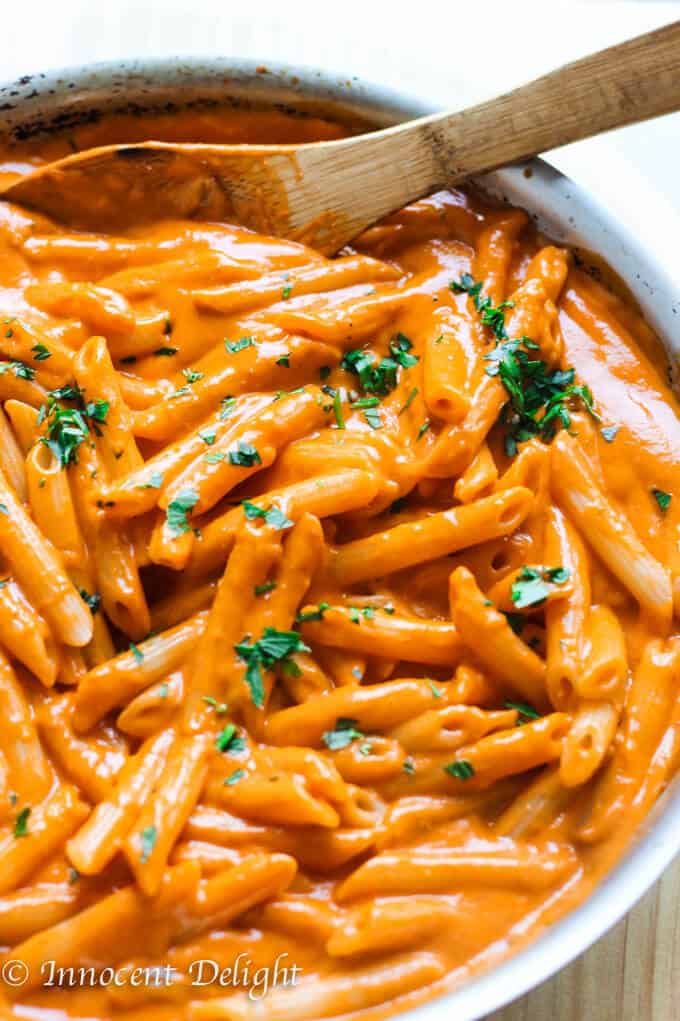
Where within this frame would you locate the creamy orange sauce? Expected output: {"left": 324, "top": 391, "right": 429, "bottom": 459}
{"left": 0, "top": 107, "right": 676, "bottom": 1021}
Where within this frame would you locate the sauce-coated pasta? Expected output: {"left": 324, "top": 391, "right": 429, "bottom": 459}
{"left": 0, "top": 106, "right": 677, "bottom": 1020}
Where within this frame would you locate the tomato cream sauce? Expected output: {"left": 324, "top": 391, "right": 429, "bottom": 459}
{"left": 0, "top": 106, "right": 676, "bottom": 1021}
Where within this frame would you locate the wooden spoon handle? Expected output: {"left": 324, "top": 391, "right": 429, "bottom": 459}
{"left": 423, "top": 18, "right": 680, "bottom": 180}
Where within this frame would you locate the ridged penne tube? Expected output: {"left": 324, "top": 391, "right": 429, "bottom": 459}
{"left": 69, "top": 444, "right": 150, "bottom": 639}
{"left": 543, "top": 505, "right": 591, "bottom": 709}
{"left": 101, "top": 393, "right": 272, "bottom": 518}
{"left": 248, "top": 892, "right": 339, "bottom": 943}
{"left": 391, "top": 705, "right": 518, "bottom": 754}
{"left": 161, "top": 386, "right": 327, "bottom": 516}
{"left": 551, "top": 432, "right": 673, "bottom": 624}
{"left": 300, "top": 605, "right": 461, "bottom": 667}
{"left": 26, "top": 442, "right": 88, "bottom": 572}
{"left": 336, "top": 840, "right": 578, "bottom": 901}
{"left": 494, "top": 765, "right": 573, "bottom": 838}
{"left": 329, "top": 486, "right": 533, "bottom": 586}
{"left": 0, "top": 649, "right": 51, "bottom": 802}
{"left": 149, "top": 579, "right": 217, "bottom": 632}
{"left": 116, "top": 671, "right": 185, "bottom": 738}
{"left": 0, "top": 882, "right": 87, "bottom": 945}
{"left": 36, "top": 694, "right": 126, "bottom": 802}
{"left": 560, "top": 701, "right": 618, "bottom": 787}
{"left": 263, "top": 288, "right": 404, "bottom": 343}
{"left": 331, "top": 737, "right": 406, "bottom": 784}
{"left": 205, "top": 771, "right": 340, "bottom": 829}
{"left": 0, "top": 574, "right": 57, "bottom": 685}
{"left": 73, "top": 335, "right": 143, "bottom": 477}
{"left": 25, "top": 281, "right": 136, "bottom": 337}
{"left": 73, "top": 611, "right": 208, "bottom": 731}
{"left": 66, "top": 728, "right": 175, "bottom": 875}
{"left": 4, "top": 398, "right": 39, "bottom": 453}
{"left": 124, "top": 733, "right": 211, "bottom": 896}
{"left": 473, "top": 209, "right": 528, "bottom": 303}
{"left": 3, "top": 862, "right": 200, "bottom": 997}
{"left": 422, "top": 306, "right": 478, "bottom": 423}
{"left": 445, "top": 713, "right": 570, "bottom": 788}
{"left": 184, "top": 852, "right": 298, "bottom": 938}
{"left": 326, "top": 896, "right": 457, "bottom": 957}
{"left": 449, "top": 566, "right": 548, "bottom": 708}
{"left": 580, "top": 638, "right": 680, "bottom": 843}
{"left": 182, "top": 523, "right": 281, "bottom": 731}
{"left": 184, "top": 805, "right": 376, "bottom": 872}
{"left": 453, "top": 441, "right": 498, "bottom": 503}
{"left": 0, "top": 464, "right": 92, "bottom": 646}
{"left": 132, "top": 334, "right": 339, "bottom": 442}
{"left": 577, "top": 604, "right": 628, "bottom": 704}
{"left": 266, "top": 679, "right": 447, "bottom": 747}
{"left": 186, "top": 468, "right": 379, "bottom": 576}
{"left": 0, "top": 784, "right": 89, "bottom": 896}
{"left": 193, "top": 254, "right": 399, "bottom": 315}
{"left": 188, "top": 952, "right": 446, "bottom": 1021}
{"left": 0, "top": 404, "right": 26, "bottom": 500}
{"left": 258, "top": 514, "right": 324, "bottom": 631}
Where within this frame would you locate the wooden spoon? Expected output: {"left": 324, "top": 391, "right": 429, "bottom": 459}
{"left": 3, "top": 21, "right": 680, "bottom": 252}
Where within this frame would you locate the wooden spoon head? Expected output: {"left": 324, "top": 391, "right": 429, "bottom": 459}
{"left": 0, "top": 140, "right": 369, "bottom": 253}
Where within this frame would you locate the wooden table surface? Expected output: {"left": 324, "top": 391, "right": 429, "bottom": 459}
{"left": 488, "top": 854, "right": 680, "bottom": 1021}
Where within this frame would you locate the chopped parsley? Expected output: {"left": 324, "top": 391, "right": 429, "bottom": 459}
{"left": 138, "top": 471, "right": 164, "bottom": 490}
{"left": 13, "top": 806, "right": 30, "bottom": 838}
{"left": 333, "top": 389, "right": 345, "bottom": 429}
{"left": 0, "top": 360, "right": 35, "bottom": 381}
{"left": 322, "top": 717, "right": 364, "bottom": 751}
{"left": 235, "top": 627, "right": 310, "bottom": 708}
{"left": 154, "top": 346, "right": 178, "bottom": 356}
{"left": 38, "top": 385, "right": 109, "bottom": 468}
{"left": 340, "top": 347, "right": 399, "bottom": 397}
{"left": 199, "top": 428, "right": 217, "bottom": 445}
{"left": 242, "top": 500, "right": 293, "bottom": 530}
{"left": 205, "top": 452, "right": 226, "bottom": 463}
{"left": 216, "top": 724, "right": 240, "bottom": 753}
{"left": 601, "top": 425, "right": 620, "bottom": 443}
{"left": 254, "top": 580, "right": 277, "bottom": 596}
{"left": 511, "top": 565, "right": 570, "bottom": 609}
{"left": 182, "top": 368, "right": 203, "bottom": 384}
{"left": 224, "top": 768, "right": 245, "bottom": 786}
{"left": 79, "top": 588, "right": 101, "bottom": 614}
{"left": 363, "top": 406, "right": 382, "bottom": 429}
{"left": 389, "top": 333, "right": 419, "bottom": 368}
{"left": 165, "top": 488, "right": 199, "bottom": 536}
{"left": 220, "top": 396, "right": 237, "bottom": 419}
{"left": 276, "top": 355, "right": 290, "bottom": 368}
{"left": 403, "top": 757, "right": 416, "bottom": 775}
{"left": 416, "top": 419, "right": 431, "bottom": 441}
{"left": 31, "top": 343, "right": 51, "bottom": 361}
{"left": 129, "top": 642, "right": 144, "bottom": 665}
{"left": 296, "top": 602, "right": 330, "bottom": 623}
{"left": 399, "top": 387, "right": 418, "bottom": 415}
{"left": 228, "top": 442, "right": 262, "bottom": 468}
{"left": 225, "top": 336, "right": 255, "bottom": 354}
{"left": 281, "top": 284, "right": 293, "bottom": 299}
{"left": 139, "top": 825, "right": 157, "bottom": 863}
{"left": 505, "top": 700, "right": 540, "bottom": 724}
{"left": 451, "top": 274, "right": 598, "bottom": 454}
{"left": 652, "top": 488, "right": 672, "bottom": 513}
{"left": 444, "top": 760, "right": 475, "bottom": 780}
{"left": 202, "top": 695, "right": 228, "bottom": 714}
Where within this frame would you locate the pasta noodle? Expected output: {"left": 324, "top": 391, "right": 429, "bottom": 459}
{"left": 0, "top": 104, "right": 676, "bottom": 1021}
